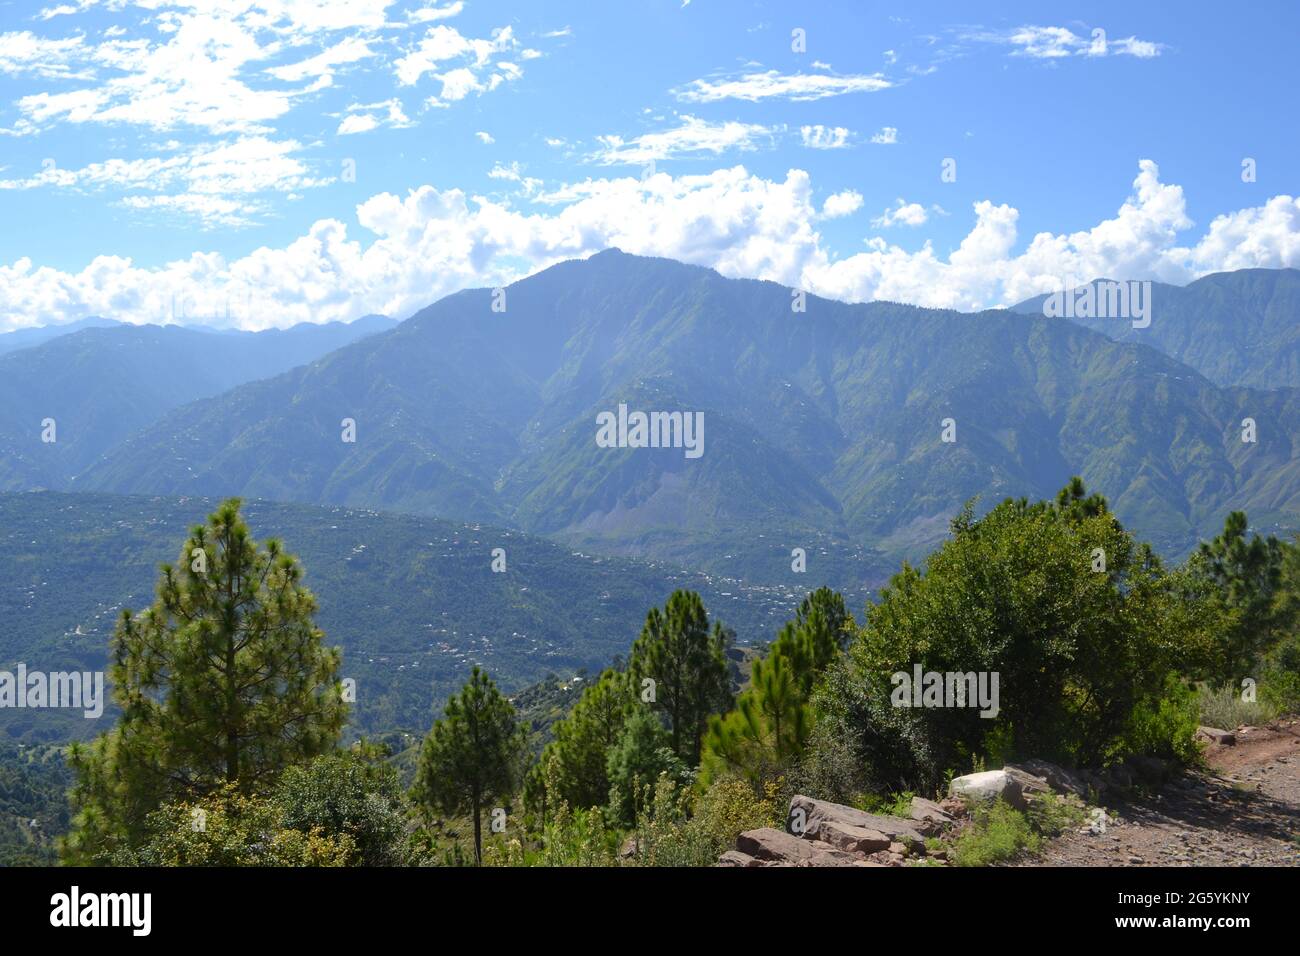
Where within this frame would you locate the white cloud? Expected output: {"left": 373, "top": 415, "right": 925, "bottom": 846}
{"left": 675, "top": 69, "right": 891, "bottom": 102}
{"left": 870, "top": 126, "right": 898, "bottom": 145}
{"left": 475, "top": 130, "right": 494, "bottom": 144}
{"left": 337, "top": 112, "right": 378, "bottom": 135}
{"left": 407, "top": 2, "right": 465, "bottom": 23}
{"left": 4, "top": 161, "right": 1299, "bottom": 333}
{"left": 266, "top": 36, "right": 374, "bottom": 82}
{"left": 0, "top": 31, "right": 92, "bottom": 79}
{"left": 0, "top": 135, "right": 328, "bottom": 226}
{"left": 38, "top": 4, "right": 84, "bottom": 19}
{"left": 118, "top": 192, "right": 268, "bottom": 228}
{"left": 12, "top": 13, "right": 300, "bottom": 135}
{"left": 487, "top": 160, "right": 541, "bottom": 196}
{"left": 337, "top": 98, "right": 412, "bottom": 135}
{"left": 488, "top": 161, "right": 521, "bottom": 179}
{"left": 394, "top": 23, "right": 517, "bottom": 89}
{"left": 981, "top": 25, "right": 1164, "bottom": 59}
{"left": 1183, "top": 195, "right": 1300, "bottom": 273}
{"left": 593, "top": 115, "right": 773, "bottom": 164}
{"left": 821, "top": 190, "right": 862, "bottom": 219}
{"left": 435, "top": 66, "right": 482, "bottom": 100}
{"left": 871, "top": 199, "right": 929, "bottom": 228}
{"left": 0, "top": 2, "right": 567, "bottom": 223}
{"left": 800, "top": 125, "right": 850, "bottom": 149}
{"left": 1111, "top": 37, "right": 1161, "bottom": 58}
{"left": 7, "top": 7, "right": 536, "bottom": 139}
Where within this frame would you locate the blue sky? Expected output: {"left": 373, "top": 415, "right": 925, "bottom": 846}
{"left": 1, "top": 0, "right": 1298, "bottom": 330}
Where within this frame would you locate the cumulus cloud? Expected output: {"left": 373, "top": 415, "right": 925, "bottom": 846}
{"left": 871, "top": 199, "right": 929, "bottom": 228}
{"left": 3, "top": 160, "right": 1299, "bottom": 332}
{"left": 870, "top": 126, "right": 898, "bottom": 144}
{"left": 821, "top": 190, "right": 863, "bottom": 219}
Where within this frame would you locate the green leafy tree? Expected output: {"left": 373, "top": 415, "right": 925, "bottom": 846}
{"left": 628, "top": 590, "right": 733, "bottom": 766}
{"left": 414, "top": 666, "right": 524, "bottom": 864}
{"left": 840, "top": 480, "right": 1212, "bottom": 783}
{"left": 62, "top": 498, "right": 347, "bottom": 864}
{"left": 274, "top": 747, "right": 408, "bottom": 866}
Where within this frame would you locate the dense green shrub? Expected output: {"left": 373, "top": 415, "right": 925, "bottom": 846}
{"left": 122, "top": 786, "right": 355, "bottom": 867}
{"left": 1124, "top": 675, "right": 1202, "bottom": 765}
{"left": 274, "top": 749, "right": 409, "bottom": 866}
{"left": 817, "top": 481, "right": 1219, "bottom": 792}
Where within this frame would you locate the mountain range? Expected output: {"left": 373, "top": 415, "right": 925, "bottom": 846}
{"left": 2, "top": 252, "right": 1298, "bottom": 586}
{"left": 0, "top": 316, "right": 123, "bottom": 356}
{"left": 0, "top": 314, "right": 395, "bottom": 490}
{"left": 1012, "top": 268, "right": 1300, "bottom": 389}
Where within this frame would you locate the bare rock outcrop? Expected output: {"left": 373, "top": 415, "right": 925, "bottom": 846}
{"left": 723, "top": 796, "right": 939, "bottom": 867}
{"left": 788, "top": 794, "right": 926, "bottom": 843}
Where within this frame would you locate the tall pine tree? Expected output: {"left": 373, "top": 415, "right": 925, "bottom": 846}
{"left": 628, "top": 590, "right": 732, "bottom": 766}
{"left": 62, "top": 498, "right": 347, "bottom": 864}
{"left": 414, "top": 666, "right": 524, "bottom": 864}
{"left": 1193, "top": 511, "right": 1288, "bottom": 682}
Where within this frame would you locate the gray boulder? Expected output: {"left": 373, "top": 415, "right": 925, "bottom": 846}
{"left": 948, "top": 770, "right": 1028, "bottom": 810}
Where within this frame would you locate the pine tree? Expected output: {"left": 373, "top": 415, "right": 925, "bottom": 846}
{"left": 1194, "top": 511, "right": 1287, "bottom": 682}
{"left": 769, "top": 586, "right": 855, "bottom": 696}
{"left": 540, "top": 668, "right": 630, "bottom": 809}
{"left": 701, "top": 651, "right": 812, "bottom": 787}
{"left": 62, "top": 498, "right": 347, "bottom": 864}
{"left": 605, "top": 708, "right": 685, "bottom": 826}
{"left": 414, "top": 666, "right": 524, "bottom": 864}
{"left": 628, "top": 591, "right": 733, "bottom": 766}
{"left": 700, "top": 590, "right": 849, "bottom": 786}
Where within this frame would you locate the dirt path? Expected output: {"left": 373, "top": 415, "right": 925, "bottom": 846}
{"left": 1030, "top": 717, "right": 1300, "bottom": 866}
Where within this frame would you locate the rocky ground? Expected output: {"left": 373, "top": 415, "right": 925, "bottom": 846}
{"left": 1026, "top": 717, "right": 1300, "bottom": 867}
{"left": 720, "top": 717, "right": 1300, "bottom": 867}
